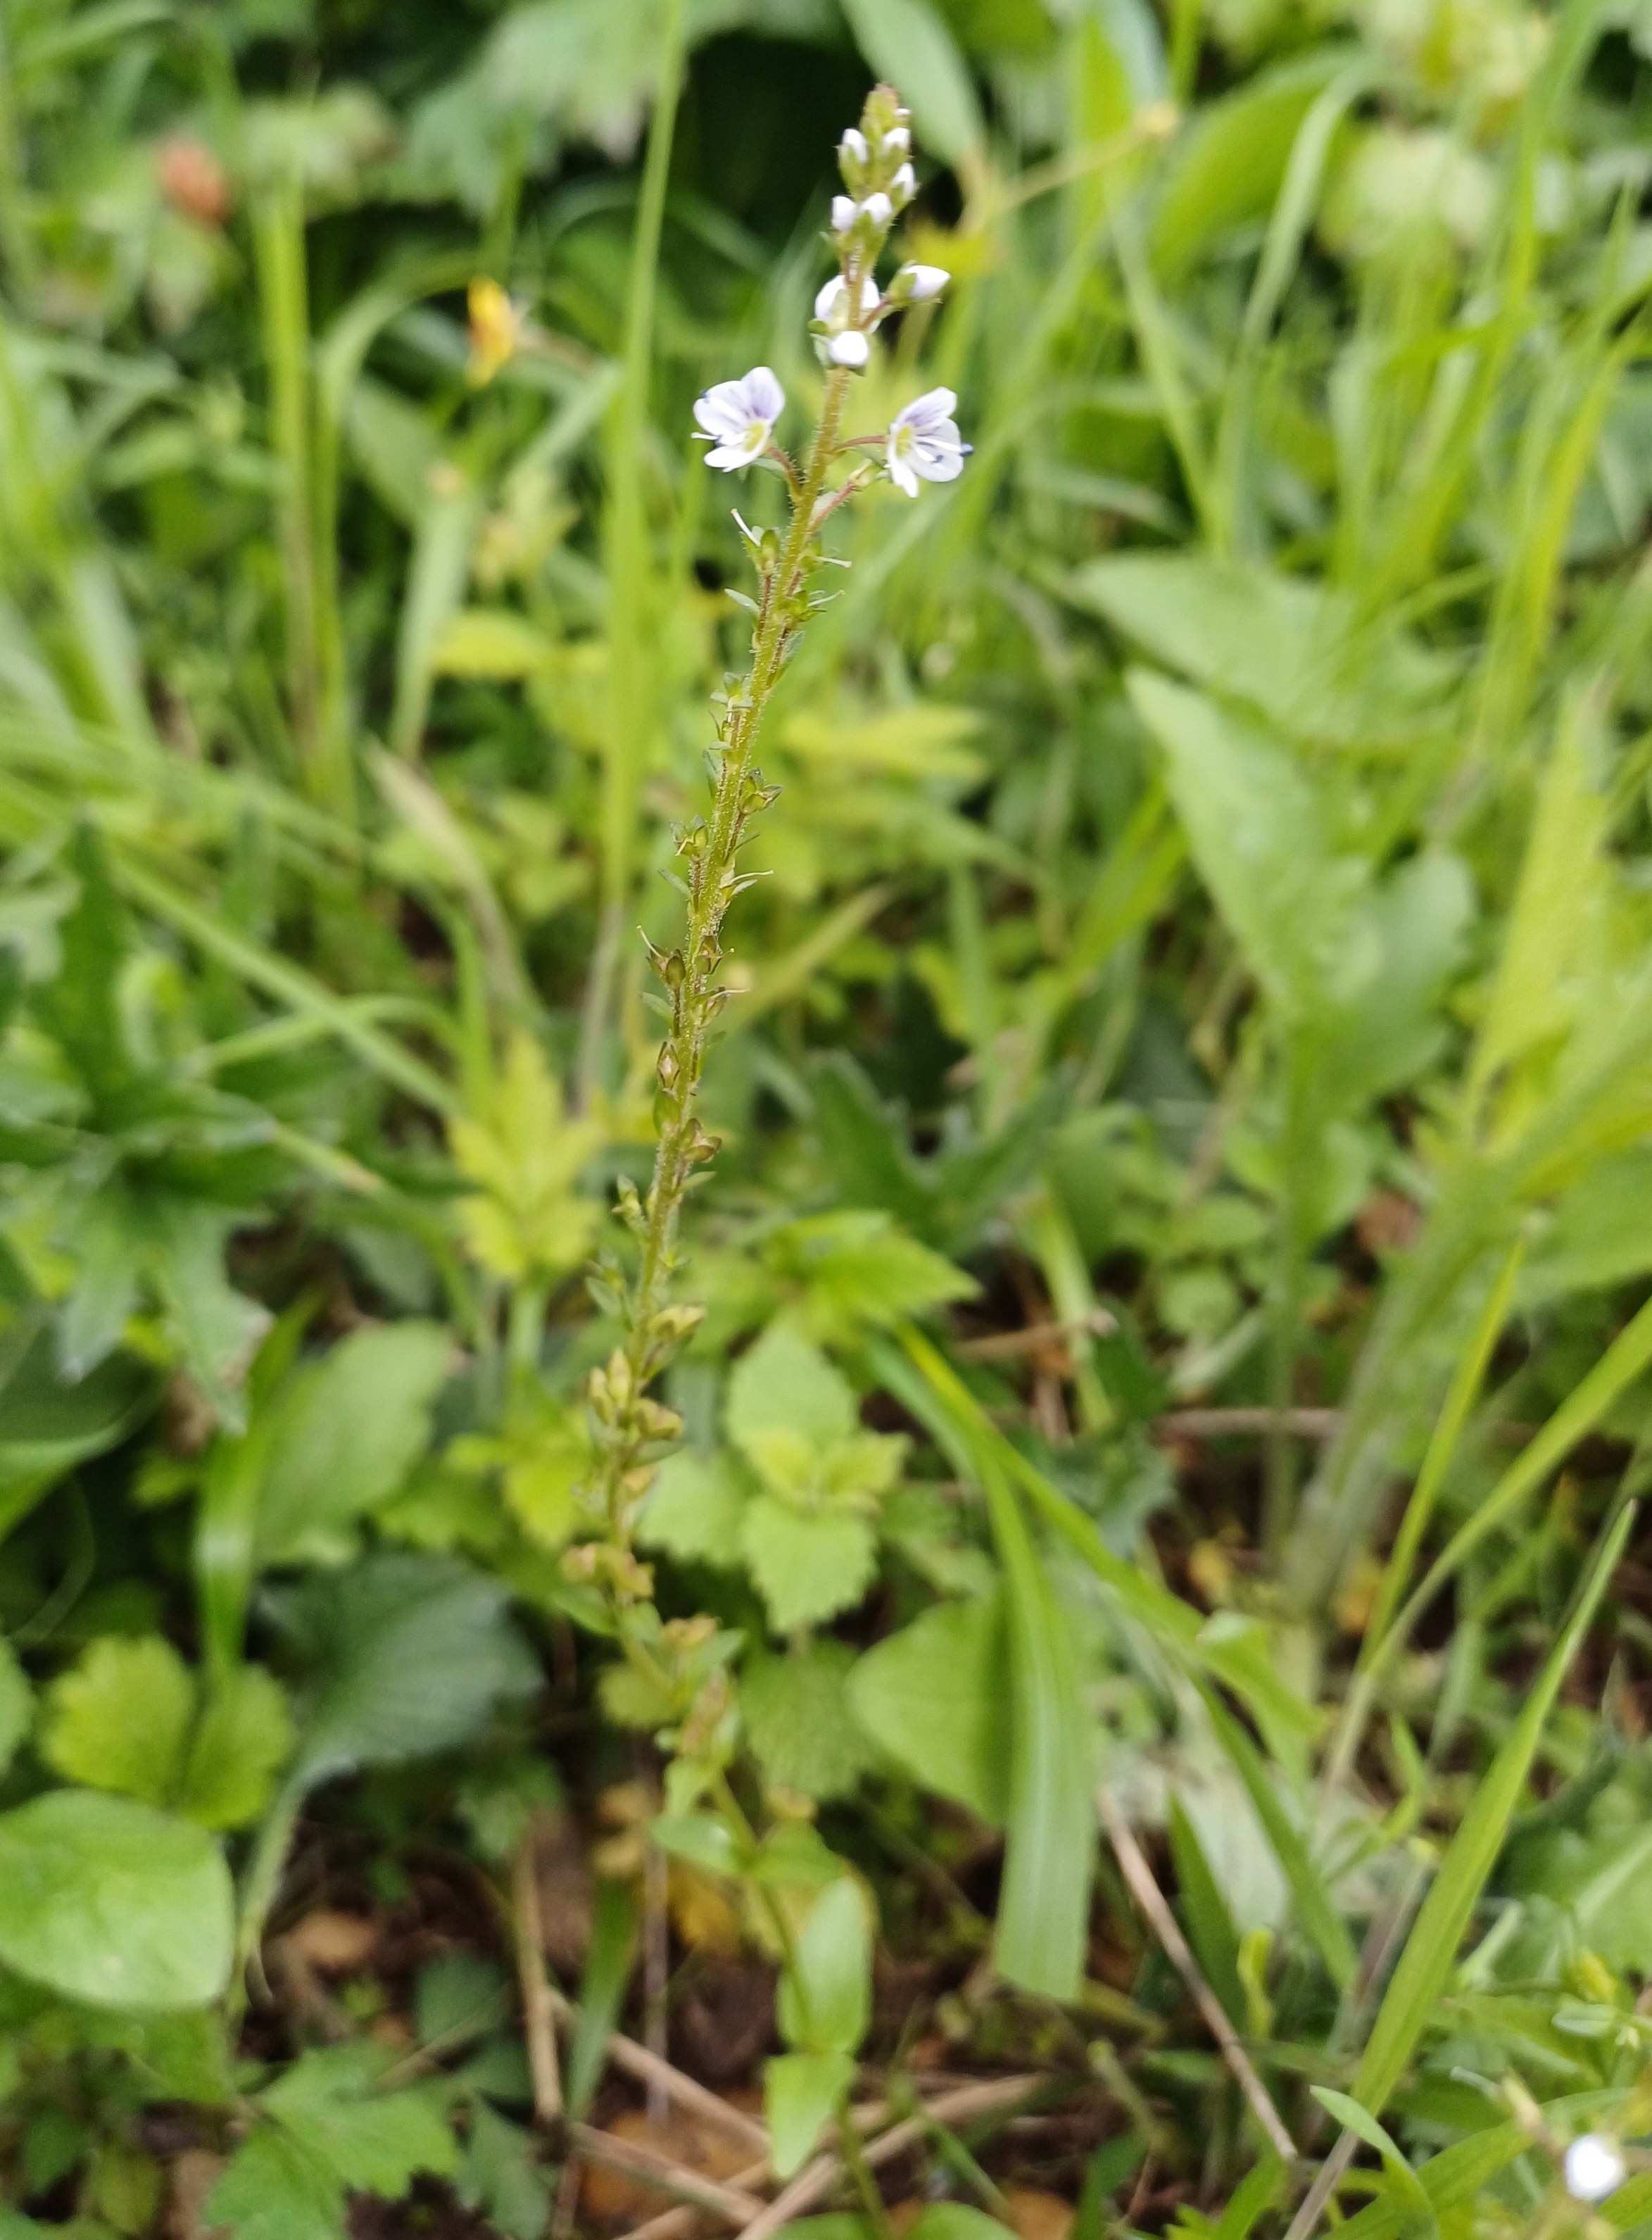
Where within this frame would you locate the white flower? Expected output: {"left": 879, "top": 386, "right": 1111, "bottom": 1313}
{"left": 890, "top": 162, "right": 916, "bottom": 205}
{"left": 693, "top": 366, "right": 784, "bottom": 471}
{"left": 831, "top": 194, "right": 857, "bottom": 233}
{"left": 859, "top": 191, "right": 893, "bottom": 231}
{"left": 899, "top": 263, "right": 949, "bottom": 301}
{"left": 886, "top": 126, "right": 911, "bottom": 153}
{"left": 828, "top": 330, "right": 870, "bottom": 367}
{"left": 840, "top": 127, "right": 868, "bottom": 164}
{"left": 886, "top": 387, "right": 969, "bottom": 497}
{"left": 814, "top": 275, "right": 880, "bottom": 325}
{"left": 1565, "top": 2137, "right": 1625, "bottom": 2204}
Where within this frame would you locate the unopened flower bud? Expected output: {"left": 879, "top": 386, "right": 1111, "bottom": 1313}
{"left": 838, "top": 126, "right": 870, "bottom": 192}
{"left": 828, "top": 331, "right": 870, "bottom": 367}
{"left": 841, "top": 127, "right": 868, "bottom": 163}
{"left": 885, "top": 125, "right": 911, "bottom": 153}
{"left": 890, "top": 161, "right": 916, "bottom": 209}
{"left": 831, "top": 194, "right": 857, "bottom": 234}
{"left": 894, "top": 263, "right": 949, "bottom": 303}
{"left": 859, "top": 190, "right": 893, "bottom": 232}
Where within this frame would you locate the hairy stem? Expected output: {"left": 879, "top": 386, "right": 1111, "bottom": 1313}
{"left": 584, "top": 367, "right": 851, "bottom": 1540}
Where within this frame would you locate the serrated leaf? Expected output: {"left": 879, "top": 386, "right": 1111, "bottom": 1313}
{"left": 269, "top": 1552, "right": 540, "bottom": 1790}
{"left": 764, "top": 2050, "right": 855, "bottom": 2181}
{"left": 743, "top": 1646, "right": 876, "bottom": 1803}
{"left": 727, "top": 1324, "right": 857, "bottom": 1452}
{"left": 0, "top": 1789, "right": 233, "bottom": 2008}
{"left": 740, "top": 1497, "right": 877, "bottom": 1632}
{"left": 263, "top": 2045, "right": 459, "bottom": 2196}
{"left": 42, "top": 1635, "right": 194, "bottom": 1806}
{"left": 847, "top": 1594, "right": 1011, "bottom": 1825}
{"left": 457, "top": 2101, "right": 550, "bottom": 2240}
{"left": 638, "top": 1447, "right": 745, "bottom": 1564}
{"left": 177, "top": 1665, "right": 294, "bottom": 1830}
{"left": 207, "top": 2125, "right": 345, "bottom": 2240}
{"left": 257, "top": 1321, "right": 451, "bottom": 1566}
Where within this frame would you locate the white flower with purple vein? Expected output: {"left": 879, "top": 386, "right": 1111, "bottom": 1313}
{"left": 693, "top": 367, "right": 785, "bottom": 471}
{"left": 886, "top": 388, "right": 970, "bottom": 496}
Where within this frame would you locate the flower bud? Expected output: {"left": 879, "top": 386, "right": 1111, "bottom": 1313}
{"left": 890, "top": 263, "right": 949, "bottom": 304}
{"left": 831, "top": 194, "right": 857, "bottom": 234}
{"left": 885, "top": 126, "right": 911, "bottom": 154}
{"left": 859, "top": 191, "right": 893, "bottom": 232}
{"left": 828, "top": 330, "right": 870, "bottom": 367}
{"left": 890, "top": 162, "right": 916, "bottom": 210}
{"left": 838, "top": 125, "right": 869, "bottom": 194}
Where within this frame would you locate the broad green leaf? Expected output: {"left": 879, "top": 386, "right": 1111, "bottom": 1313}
{"left": 269, "top": 1552, "right": 540, "bottom": 1790}
{"left": 1352, "top": 1504, "right": 1634, "bottom": 2114}
{"left": 256, "top": 1321, "right": 452, "bottom": 1566}
{"left": 743, "top": 1645, "right": 877, "bottom": 1802}
{"left": 652, "top": 1813, "right": 743, "bottom": 1877}
{"left": 1126, "top": 668, "right": 1358, "bottom": 1021}
{"left": 0, "top": 1326, "right": 152, "bottom": 1540}
{"left": 638, "top": 1448, "right": 745, "bottom": 1564}
{"left": 207, "top": 2125, "right": 346, "bottom": 2240}
{"left": 765, "top": 2050, "right": 855, "bottom": 2181}
{"left": 0, "top": 1789, "right": 233, "bottom": 2008}
{"left": 42, "top": 1634, "right": 194, "bottom": 1806}
{"left": 1152, "top": 51, "right": 1351, "bottom": 275}
{"left": 776, "top": 1878, "right": 872, "bottom": 2056}
{"left": 727, "top": 1324, "right": 857, "bottom": 1452}
{"left": 847, "top": 1594, "right": 1011, "bottom": 1824}
{"left": 177, "top": 1665, "right": 294, "bottom": 1830}
{"left": 839, "top": 0, "right": 984, "bottom": 167}
{"left": 768, "top": 1210, "right": 978, "bottom": 1346}
{"left": 263, "top": 2045, "right": 458, "bottom": 2195}
{"left": 740, "top": 1498, "right": 878, "bottom": 1632}
{"left": 1077, "top": 555, "right": 1449, "bottom": 745}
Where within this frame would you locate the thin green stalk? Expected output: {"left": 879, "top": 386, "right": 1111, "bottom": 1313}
{"left": 578, "top": 0, "right": 691, "bottom": 1107}
{"left": 253, "top": 177, "right": 334, "bottom": 807}
{"left": 581, "top": 363, "right": 855, "bottom": 1552}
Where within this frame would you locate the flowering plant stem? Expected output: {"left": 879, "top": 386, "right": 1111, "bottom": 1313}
{"left": 584, "top": 364, "right": 852, "bottom": 1551}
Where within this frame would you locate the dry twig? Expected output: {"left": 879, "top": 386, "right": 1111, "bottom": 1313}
{"left": 511, "top": 1825, "right": 563, "bottom": 2125}
{"left": 568, "top": 2121, "right": 769, "bottom": 2223}
{"left": 544, "top": 1982, "right": 771, "bottom": 2157}
{"left": 1097, "top": 1787, "right": 1298, "bottom": 2165}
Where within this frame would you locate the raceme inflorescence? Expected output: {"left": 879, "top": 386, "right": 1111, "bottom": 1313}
{"left": 569, "top": 83, "right": 968, "bottom": 1750}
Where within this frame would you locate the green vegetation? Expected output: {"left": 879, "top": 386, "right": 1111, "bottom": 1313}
{"left": 1, "top": 0, "right": 1651, "bottom": 2234}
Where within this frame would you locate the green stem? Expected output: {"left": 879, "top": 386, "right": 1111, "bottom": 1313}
{"left": 586, "top": 366, "right": 852, "bottom": 1533}
{"left": 253, "top": 178, "right": 329, "bottom": 805}
{"left": 578, "top": 0, "right": 692, "bottom": 1107}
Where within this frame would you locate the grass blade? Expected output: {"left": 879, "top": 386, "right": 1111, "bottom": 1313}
{"left": 1351, "top": 1499, "right": 1633, "bottom": 2114}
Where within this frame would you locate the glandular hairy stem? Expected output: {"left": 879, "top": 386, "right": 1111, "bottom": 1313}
{"left": 580, "top": 365, "right": 852, "bottom": 1559}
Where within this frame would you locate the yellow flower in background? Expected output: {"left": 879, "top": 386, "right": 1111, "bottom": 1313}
{"left": 466, "top": 277, "right": 525, "bottom": 387}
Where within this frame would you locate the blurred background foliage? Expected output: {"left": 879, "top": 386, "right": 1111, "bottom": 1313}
{"left": 5, "top": 0, "right": 1652, "bottom": 2230}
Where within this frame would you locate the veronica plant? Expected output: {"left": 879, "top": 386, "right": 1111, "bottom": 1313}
{"left": 572, "top": 82, "right": 966, "bottom": 1649}
{"left": 565, "top": 84, "right": 967, "bottom": 2161}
